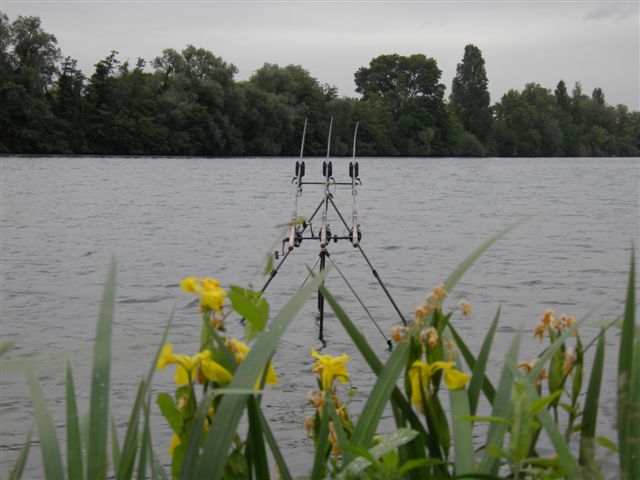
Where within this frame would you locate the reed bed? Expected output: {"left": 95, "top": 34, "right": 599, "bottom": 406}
{"left": 5, "top": 230, "right": 638, "bottom": 480}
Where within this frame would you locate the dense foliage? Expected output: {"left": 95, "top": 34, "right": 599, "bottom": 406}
{"left": 1, "top": 14, "right": 639, "bottom": 156}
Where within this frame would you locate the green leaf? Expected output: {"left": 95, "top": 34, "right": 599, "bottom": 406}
{"left": 532, "top": 390, "right": 562, "bottom": 414}
{"left": 136, "top": 395, "right": 151, "bottom": 480}
{"left": 478, "top": 332, "right": 521, "bottom": 476}
{"left": 325, "top": 392, "right": 349, "bottom": 464}
{"left": 156, "top": 393, "right": 182, "bottom": 434}
{"left": 340, "top": 429, "right": 419, "bottom": 478}
{"left": 116, "top": 380, "right": 145, "bottom": 480}
{"left": 9, "top": 426, "right": 31, "bottom": 480}
{"left": 348, "top": 341, "right": 410, "bottom": 457}
{"left": 193, "top": 268, "right": 328, "bottom": 480}
{"left": 111, "top": 417, "right": 121, "bottom": 473}
{"left": 458, "top": 416, "right": 511, "bottom": 427}
{"left": 246, "top": 396, "right": 270, "bottom": 480}
{"left": 228, "top": 285, "right": 269, "bottom": 341}
{"left": 87, "top": 258, "right": 116, "bottom": 480}
{"left": 468, "top": 307, "right": 501, "bottom": 415}
{"left": 118, "top": 308, "right": 173, "bottom": 480}
{"left": 310, "top": 391, "right": 331, "bottom": 480}
{"left": 263, "top": 252, "right": 274, "bottom": 277}
{"left": 448, "top": 323, "right": 496, "bottom": 404}
{"left": 257, "top": 407, "right": 293, "bottom": 480}
{"left": 450, "top": 388, "right": 475, "bottom": 475}
{"left": 27, "top": 366, "right": 64, "bottom": 480}
{"left": 180, "top": 389, "right": 215, "bottom": 480}
{"left": 0, "top": 340, "right": 15, "bottom": 358}
{"left": 596, "top": 436, "right": 619, "bottom": 453}
{"left": 618, "top": 246, "right": 637, "bottom": 479}
{"left": 508, "top": 363, "right": 582, "bottom": 479}
{"left": 66, "top": 363, "right": 83, "bottom": 480}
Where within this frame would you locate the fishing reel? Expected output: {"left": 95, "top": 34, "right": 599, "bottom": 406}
{"left": 349, "top": 226, "right": 362, "bottom": 247}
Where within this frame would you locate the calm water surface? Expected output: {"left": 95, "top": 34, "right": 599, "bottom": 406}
{"left": 1, "top": 156, "right": 638, "bottom": 476}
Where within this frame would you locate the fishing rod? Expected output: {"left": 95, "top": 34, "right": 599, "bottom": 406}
{"left": 349, "top": 122, "right": 361, "bottom": 248}
{"left": 288, "top": 118, "right": 307, "bottom": 251}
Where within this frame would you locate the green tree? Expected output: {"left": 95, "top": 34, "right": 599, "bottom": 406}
{"left": 450, "top": 44, "right": 492, "bottom": 144}
{"left": 493, "top": 83, "right": 563, "bottom": 156}
{"left": 0, "top": 15, "right": 63, "bottom": 152}
{"left": 50, "top": 57, "right": 86, "bottom": 152}
{"left": 152, "top": 45, "right": 240, "bottom": 155}
{"left": 355, "top": 53, "right": 448, "bottom": 156}
{"left": 250, "top": 63, "right": 334, "bottom": 155}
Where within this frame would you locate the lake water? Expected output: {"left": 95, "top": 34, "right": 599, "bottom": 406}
{"left": 1, "top": 156, "right": 638, "bottom": 477}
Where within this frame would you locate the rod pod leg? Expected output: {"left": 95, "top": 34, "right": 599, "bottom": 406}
{"left": 317, "top": 250, "right": 327, "bottom": 340}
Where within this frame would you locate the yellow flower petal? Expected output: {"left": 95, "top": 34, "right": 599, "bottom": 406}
{"left": 157, "top": 344, "right": 176, "bottom": 371}
{"left": 169, "top": 433, "right": 181, "bottom": 457}
{"left": 201, "top": 358, "right": 232, "bottom": 383}
{"left": 180, "top": 277, "right": 199, "bottom": 294}
{"left": 201, "top": 277, "right": 221, "bottom": 290}
{"left": 409, "top": 360, "right": 429, "bottom": 408}
{"left": 201, "top": 288, "right": 227, "bottom": 312}
{"left": 311, "top": 350, "right": 350, "bottom": 390}
{"left": 444, "top": 368, "right": 470, "bottom": 390}
{"left": 174, "top": 364, "right": 190, "bottom": 386}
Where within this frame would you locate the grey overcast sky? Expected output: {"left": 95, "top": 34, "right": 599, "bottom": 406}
{"left": 2, "top": 1, "right": 639, "bottom": 109}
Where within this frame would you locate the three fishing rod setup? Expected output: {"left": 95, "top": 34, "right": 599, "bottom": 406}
{"left": 259, "top": 117, "right": 407, "bottom": 349}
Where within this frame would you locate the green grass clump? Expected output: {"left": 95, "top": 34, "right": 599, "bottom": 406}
{"left": 8, "top": 237, "right": 637, "bottom": 479}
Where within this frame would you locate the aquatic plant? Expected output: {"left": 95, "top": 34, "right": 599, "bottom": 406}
{"left": 10, "top": 235, "right": 638, "bottom": 479}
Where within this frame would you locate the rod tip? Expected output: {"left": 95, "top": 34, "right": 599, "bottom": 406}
{"left": 386, "top": 339, "right": 393, "bottom": 351}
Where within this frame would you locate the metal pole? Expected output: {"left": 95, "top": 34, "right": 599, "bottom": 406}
{"left": 327, "top": 196, "right": 407, "bottom": 326}
{"left": 318, "top": 250, "right": 326, "bottom": 340}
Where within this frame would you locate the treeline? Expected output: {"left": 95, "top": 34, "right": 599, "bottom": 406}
{"left": 1, "top": 14, "right": 639, "bottom": 157}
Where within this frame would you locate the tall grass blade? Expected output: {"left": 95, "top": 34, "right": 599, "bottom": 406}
{"left": 116, "top": 380, "right": 145, "bottom": 480}
{"left": 508, "top": 363, "right": 582, "bottom": 479}
{"left": 310, "top": 392, "right": 331, "bottom": 480}
{"left": 247, "top": 396, "right": 270, "bottom": 480}
{"left": 66, "top": 363, "right": 83, "bottom": 480}
{"left": 468, "top": 308, "right": 501, "bottom": 415}
{"left": 348, "top": 342, "right": 409, "bottom": 456}
{"left": 118, "top": 291, "right": 174, "bottom": 480}
{"left": 111, "top": 417, "right": 121, "bottom": 473}
{"left": 447, "top": 323, "right": 496, "bottom": 405}
{"left": 26, "top": 367, "right": 64, "bottom": 480}
{"left": 137, "top": 395, "right": 151, "bottom": 480}
{"left": 0, "top": 340, "right": 15, "bottom": 358}
{"left": 87, "top": 259, "right": 117, "bottom": 480}
{"left": 450, "top": 388, "right": 474, "bottom": 476}
{"left": 257, "top": 407, "right": 293, "bottom": 480}
{"left": 619, "top": 246, "right": 637, "bottom": 479}
{"left": 326, "top": 393, "right": 349, "bottom": 462}
{"left": 9, "top": 426, "right": 31, "bottom": 480}
{"left": 180, "top": 389, "right": 215, "bottom": 480}
{"left": 193, "top": 268, "right": 328, "bottom": 480}
{"left": 339, "top": 429, "right": 419, "bottom": 478}
{"left": 579, "top": 327, "right": 605, "bottom": 473}
{"left": 320, "top": 285, "right": 431, "bottom": 443}
{"left": 478, "top": 332, "right": 521, "bottom": 476}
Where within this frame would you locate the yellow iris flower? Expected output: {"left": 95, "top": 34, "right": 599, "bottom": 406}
{"left": 156, "top": 343, "right": 232, "bottom": 385}
{"left": 227, "top": 338, "right": 278, "bottom": 387}
{"left": 409, "top": 359, "right": 470, "bottom": 408}
{"left": 179, "top": 276, "right": 227, "bottom": 313}
{"left": 311, "top": 349, "right": 349, "bottom": 390}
